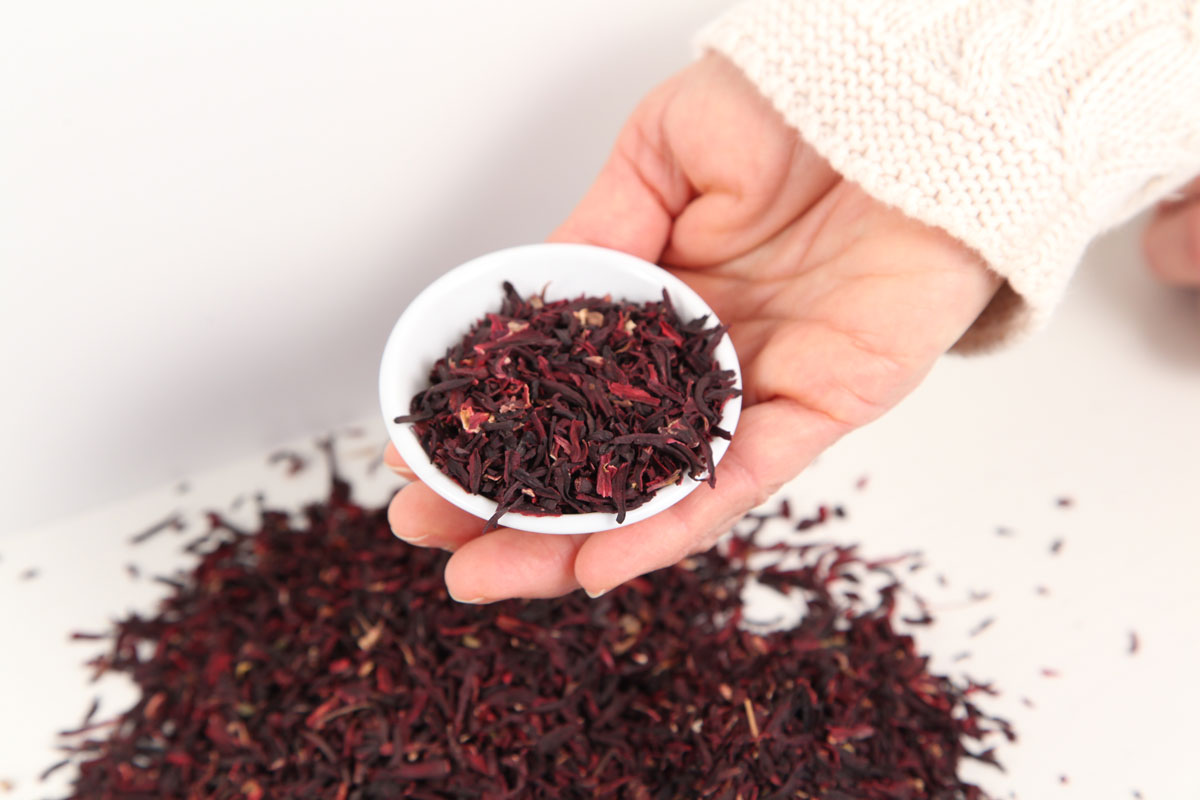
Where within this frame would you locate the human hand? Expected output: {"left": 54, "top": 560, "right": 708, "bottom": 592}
{"left": 1144, "top": 177, "right": 1200, "bottom": 287}
{"left": 386, "top": 54, "right": 1001, "bottom": 602}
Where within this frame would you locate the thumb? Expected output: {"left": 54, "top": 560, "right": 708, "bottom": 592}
{"left": 548, "top": 110, "right": 691, "bottom": 262}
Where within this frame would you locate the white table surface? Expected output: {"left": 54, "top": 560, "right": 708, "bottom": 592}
{"left": 2, "top": 221, "right": 1198, "bottom": 799}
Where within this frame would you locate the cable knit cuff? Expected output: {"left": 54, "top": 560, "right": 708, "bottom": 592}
{"left": 697, "top": 0, "right": 1200, "bottom": 350}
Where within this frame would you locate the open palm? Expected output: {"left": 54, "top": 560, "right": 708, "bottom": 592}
{"left": 386, "top": 55, "right": 1000, "bottom": 602}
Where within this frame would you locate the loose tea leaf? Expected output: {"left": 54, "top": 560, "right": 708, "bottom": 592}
{"left": 39, "top": 761, "right": 70, "bottom": 782}
{"left": 267, "top": 449, "right": 308, "bottom": 476}
{"left": 968, "top": 617, "right": 996, "bottom": 638}
{"left": 58, "top": 479, "right": 1013, "bottom": 798}
{"left": 128, "top": 513, "right": 183, "bottom": 545}
{"left": 395, "top": 283, "right": 739, "bottom": 528}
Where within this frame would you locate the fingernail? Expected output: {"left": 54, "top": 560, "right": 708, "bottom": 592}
{"left": 585, "top": 587, "right": 610, "bottom": 599}
{"left": 393, "top": 530, "right": 428, "bottom": 545}
{"left": 388, "top": 463, "right": 416, "bottom": 479}
{"left": 448, "top": 592, "right": 488, "bottom": 604}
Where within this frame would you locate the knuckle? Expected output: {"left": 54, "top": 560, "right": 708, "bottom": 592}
{"left": 820, "top": 335, "right": 913, "bottom": 429}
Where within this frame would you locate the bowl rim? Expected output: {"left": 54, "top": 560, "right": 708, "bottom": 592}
{"left": 378, "top": 242, "right": 742, "bottom": 534}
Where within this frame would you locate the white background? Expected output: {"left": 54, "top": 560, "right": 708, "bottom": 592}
{"left": 0, "top": 0, "right": 730, "bottom": 534}
{"left": 3, "top": 3, "right": 1200, "bottom": 800}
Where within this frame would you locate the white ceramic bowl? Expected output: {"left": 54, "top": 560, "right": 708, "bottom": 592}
{"left": 379, "top": 243, "right": 742, "bottom": 534}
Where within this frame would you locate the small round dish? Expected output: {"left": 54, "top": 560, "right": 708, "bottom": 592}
{"left": 378, "top": 243, "right": 741, "bottom": 534}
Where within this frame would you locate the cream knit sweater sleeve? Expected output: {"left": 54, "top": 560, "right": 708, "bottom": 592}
{"left": 697, "top": 0, "right": 1200, "bottom": 349}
